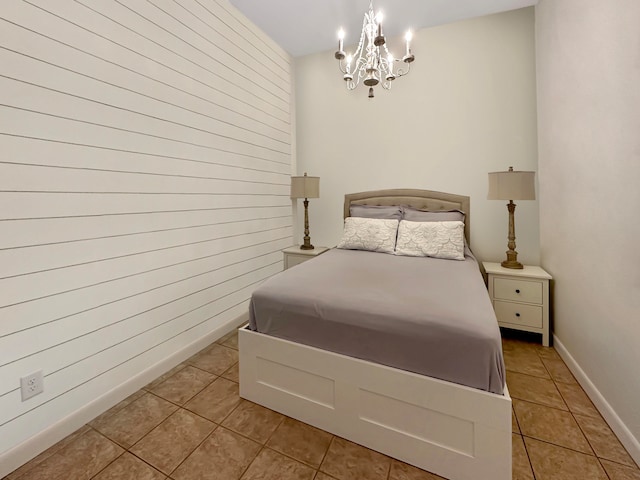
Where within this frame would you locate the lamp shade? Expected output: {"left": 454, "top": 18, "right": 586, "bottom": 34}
{"left": 488, "top": 168, "right": 536, "bottom": 201}
{"left": 290, "top": 174, "right": 320, "bottom": 199}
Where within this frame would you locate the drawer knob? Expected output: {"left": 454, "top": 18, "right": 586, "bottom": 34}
{"left": 515, "top": 289, "right": 521, "bottom": 293}
{"left": 515, "top": 313, "right": 521, "bottom": 317}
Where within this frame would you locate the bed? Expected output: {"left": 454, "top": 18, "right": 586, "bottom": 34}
{"left": 239, "top": 189, "right": 512, "bottom": 480}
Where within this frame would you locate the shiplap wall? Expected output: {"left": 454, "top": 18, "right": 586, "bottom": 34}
{"left": 0, "top": 0, "right": 292, "bottom": 463}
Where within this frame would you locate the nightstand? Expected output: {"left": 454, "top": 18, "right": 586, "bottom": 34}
{"left": 282, "top": 246, "right": 329, "bottom": 270}
{"left": 483, "top": 262, "right": 553, "bottom": 346}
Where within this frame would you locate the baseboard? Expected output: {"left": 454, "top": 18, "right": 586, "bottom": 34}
{"left": 0, "top": 312, "right": 249, "bottom": 478}
{"left": 553, "top": 334, "right": 640, "bottom": 465}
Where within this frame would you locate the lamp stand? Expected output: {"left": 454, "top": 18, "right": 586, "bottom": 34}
{"left": 502, "top": 200, "right": 523, "bottom": 269}
{"left": 300, "top": 198, "right": 314, "bottom": 250}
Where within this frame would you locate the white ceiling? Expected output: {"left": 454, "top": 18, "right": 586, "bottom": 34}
{"left": 228, "top": 0, "right": 538, "bottom": 57}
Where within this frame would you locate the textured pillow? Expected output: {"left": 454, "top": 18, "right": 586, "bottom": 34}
{"left": 402, "top": 207, "right": 466, "bottom": 223}
{"left": 337, "top": 217, "right": 399, "bottom": 254}
{"left": 395, "top": 220, "right": 465, "bottom": 260}
{"left": 350, "top": 204, "right": 403, "bottom": 220}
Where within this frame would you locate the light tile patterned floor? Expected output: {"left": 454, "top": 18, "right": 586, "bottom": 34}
{"left": 4, "top": 330, "right": 639, "bottom": 480}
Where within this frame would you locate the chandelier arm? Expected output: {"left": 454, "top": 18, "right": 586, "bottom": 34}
{"left": 395, "top": 62, "right": 412, "bottom": 77}
{"left": 354, "top": 57, "right": 369, "bottom": 85}
{"left": 379, "top": 55, "right": 390, "bottom": 74}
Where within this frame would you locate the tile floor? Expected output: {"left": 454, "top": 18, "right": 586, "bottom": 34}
{"left": 4, "top": 330, "right": 639, "bottom": 480}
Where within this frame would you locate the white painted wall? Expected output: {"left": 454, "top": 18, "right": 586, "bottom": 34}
{"left": 0, "top": 0, "right": 292, "bottom": 473}
{"left": 536, "top": 0, "right": 640, "bottom": 462}
{"left": 294, "top": 8, "right": 539, "bottom": 264}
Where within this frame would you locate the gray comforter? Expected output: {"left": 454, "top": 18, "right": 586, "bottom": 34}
{"left": 249, "top": 248, "right": 506, "bottom": 394}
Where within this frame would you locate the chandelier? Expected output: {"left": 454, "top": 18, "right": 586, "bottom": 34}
{"left": 334, "top": 1, "right": 415, "bottom": 98}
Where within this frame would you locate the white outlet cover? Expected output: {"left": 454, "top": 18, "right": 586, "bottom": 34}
{"left": 20, "top": 370, "right": 44, "bottom": 401}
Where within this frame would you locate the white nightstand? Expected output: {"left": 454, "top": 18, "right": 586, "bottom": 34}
{"left": 282, "top": 246, "right": 329, "bottom": 270}
{"left": 483, "top": 262, "right": 553, "bottom": 346}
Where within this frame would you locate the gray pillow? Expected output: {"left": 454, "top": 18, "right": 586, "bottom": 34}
{"left": 350, "top": 204, "right": 403, "bottom": 220}
{"left": 402, "top": 207, "right": 466, "bottom": 223}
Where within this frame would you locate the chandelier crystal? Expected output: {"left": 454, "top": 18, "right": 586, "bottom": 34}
{"left": 334, "top": 1, "right": 415, "bottom": 98}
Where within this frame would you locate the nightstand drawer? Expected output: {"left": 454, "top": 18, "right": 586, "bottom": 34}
{"left": 494, "top": 301, "right": 543, "bottom": 328}
{"left": 493, "top": 278, "right": 542, "bottom": 304}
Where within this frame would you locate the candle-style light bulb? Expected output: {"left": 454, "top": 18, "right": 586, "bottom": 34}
{"left": 405, "top": 30, "right": 412, "bottom": 55}
{"left": 387, "top": 54, "right": 394, "bottom": 74}
{"left": 346, "top": 54, "right": 352, "bottom": 74}
{"left": 338, "top": 29, "right": 345, "bottom": 52}
{"left": 376, "top": 11, "right": 383, "bottom": 37}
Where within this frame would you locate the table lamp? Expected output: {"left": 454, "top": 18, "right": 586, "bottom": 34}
{"left": 488, "top": 166, "right": 536, "bottom": 269}
{"left": 290, "top": 173, "right": 320, "bottom": 250}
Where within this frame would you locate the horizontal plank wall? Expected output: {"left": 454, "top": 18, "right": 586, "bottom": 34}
{"left": 0, "top": 0, "right": 292, "bottom": 467}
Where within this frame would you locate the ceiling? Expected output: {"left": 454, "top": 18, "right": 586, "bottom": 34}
{"left": 228, "top": 0, "right": 538, "bottom": 57}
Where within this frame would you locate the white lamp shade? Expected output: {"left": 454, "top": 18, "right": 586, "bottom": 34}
{"left": 291, "top": 175, "right": 320, "bottom": 199}
{"left": 488, "top": 169, "right": 536, "bottom": 200}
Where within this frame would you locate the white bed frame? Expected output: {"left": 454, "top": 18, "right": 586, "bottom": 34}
{"left": 239, "top": 189, "right": 512, "bottom": 480}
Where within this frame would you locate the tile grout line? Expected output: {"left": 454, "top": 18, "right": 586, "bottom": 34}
{"left": 123, "top": 409, "right": 190, "bottom": 477}
{"left": 123, "top": 447, "right": 170, "bottom": 479}
{"left": 7, "top": 336, "right": 241, "bottom": 480}
{"left": 165, "top": 419, "right": 220, "bottom": 478}
{"left": 238, "top": 444, "right": 267, "bottom": 480}
{"left": 569, "top": 409, "right": 637, "bottom": 470}
{"left": 508, "top": 357, "right": 570, "bottom": 412}
{"left": 148, "top": 371, "right": 220, "bottom": 408}
{"left": 163, "top": 371, "right": 269, "bottom": 477}
{"left": 82, "top": 428, "right": 127, "bottom": 480}
{"left": 6, "top": 425, "right": 93, "bottom": 480}
{"left": 511, "top": 410, "right": 539, "bottom": 480}
{"left": 520, "top": 433, "right": 597, "bottom": 457}
{"left": 385, "top": 451, "right": 392, "bottom": 480}
{"left": 513, "top": 396, "right": 576, "bottom": 414}
{"left": 317, "top": 436, "right": 337, "bottom": 479}
{"left": 111, "top": 390, "right": 183, "bottom": 448}
{"left": 516, "top": 341, "right": 581, "bottom": 478}
{"left": 312, "top": 432, "right": 334, "bottom": 479}
{"left": 101, "top": 372, "right": 216, "bottom": 475}
{"left": 510, "top": 339, "right": 639, "bottom": 475}
{"left": 547, "top": 356, "right": 638, "bottom": 471}
{"left": 518, "top": 432, "right": 538, "bottom": 480}
{"left": 597, "top": 457, "right": 615, "bottom": 480}
{"left": 263, "top": 427, "right": 331, "bottom": 472}
{"left": 125, "top": 346, "right": 238, "bottom": 476}
{"left": 510, "top": 340, "right": 573, "bottom": 480}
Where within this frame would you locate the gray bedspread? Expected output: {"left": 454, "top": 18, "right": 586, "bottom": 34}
{"left": 249, "top": 248, "right": 506, "bottom": 394}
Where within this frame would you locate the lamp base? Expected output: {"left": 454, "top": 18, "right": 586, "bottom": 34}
{"left": 501, "top": 259, "right": 524, "bottom": 269}
{"left": 300, "top": 199, "right": 314, "bottom": 250}
{"left": 501, "top": 250, "right": 523, "bottom": 269}
{"left": 501, "top": 200, "right": 524, "bottom": 269}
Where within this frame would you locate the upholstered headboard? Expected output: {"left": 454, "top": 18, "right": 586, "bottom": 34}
{"left": 344, "top": 188, "right": 471, "bottom": 245}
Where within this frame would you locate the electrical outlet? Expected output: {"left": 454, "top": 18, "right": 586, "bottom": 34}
{"left": 20, "top": 370, "right": 44, "bottom": 401}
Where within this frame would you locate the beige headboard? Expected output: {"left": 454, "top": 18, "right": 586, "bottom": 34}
{"left": 344, "top": 188, "right": 471, "bottom": 245}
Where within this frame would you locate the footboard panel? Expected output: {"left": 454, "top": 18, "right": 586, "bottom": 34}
{"left": 239, "top": 327, "right": 512, "bottom": 480}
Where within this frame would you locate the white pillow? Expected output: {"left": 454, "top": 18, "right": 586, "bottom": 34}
{"left": 395, "top": 220, "right": 465, "bottom": 260}
{"left": 336, "top": 217, "right": 399, "bottom": 254}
